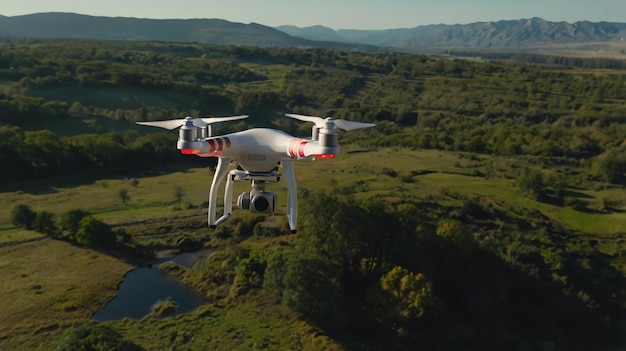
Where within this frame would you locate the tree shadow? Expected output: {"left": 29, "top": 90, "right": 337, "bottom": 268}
{"left": 0, "top": 160, "right": 213, "bottom": 195}
{"left": 562, "top": 189, "right": 595, "bottom": 199}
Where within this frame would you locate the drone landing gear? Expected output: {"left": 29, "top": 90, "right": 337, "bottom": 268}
{"left": 207, "top": 158, "right": 298, "bottom": 233}
{"left": 282, "top": 161, "right": 298, "bottom": 234}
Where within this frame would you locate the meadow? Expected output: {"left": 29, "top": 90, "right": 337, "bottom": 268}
{"left": 1, "top": 144, "right": 625, "bottom": 349}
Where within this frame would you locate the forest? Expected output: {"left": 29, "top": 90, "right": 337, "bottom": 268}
{"left": 0, "top": 39, "right": 625, "bottom": 350}
{"left": 1, "top": 39, "right": 625, "bottom": 185}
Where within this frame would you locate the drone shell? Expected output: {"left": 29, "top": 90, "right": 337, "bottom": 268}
{"left": 179, "top": 128, "right": 339, "bottom": 173}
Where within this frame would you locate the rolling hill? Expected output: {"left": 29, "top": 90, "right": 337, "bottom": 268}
{"left": 0, "top": 12, "right": 375, "bottom": 51}
{"left": 279, "top": 17, "right": 626, "bottom": 50}
{"left": 2, "top": 13, "right": 626, "bottom": 54}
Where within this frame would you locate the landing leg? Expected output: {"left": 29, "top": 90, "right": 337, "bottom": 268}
{"left": 282, "top": 160, "right": 298, "bottom": 233}
{"left": 208, "top": 157, "right": 231, "bottom": 228}
{"left": 216, "top": 171, "right": 234, "bottom": 226}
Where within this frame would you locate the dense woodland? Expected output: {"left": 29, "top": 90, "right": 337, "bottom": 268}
{"left": 1, "top": 39, "right": 626, "bottom": 350}
{"left": 0, "top": 42, "right": 626, "bottom": 182}
{"left": 1, "top": 39, "right": 625, "bottom": 185}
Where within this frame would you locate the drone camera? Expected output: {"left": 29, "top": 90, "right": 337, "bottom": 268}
{"left": 237, "top": 190, "right": 276, "bottom": 214}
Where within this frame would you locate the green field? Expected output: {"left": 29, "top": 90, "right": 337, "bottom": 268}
{"left": 1, "top": 148, "right": 625, "bottom": 350}
{"left": 2, "top": 146, "right": 624, "bottom": 235}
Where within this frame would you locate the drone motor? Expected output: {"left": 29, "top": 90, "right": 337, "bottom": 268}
{"left": 179, "top": 119, "right": 198, "bottom": 142}
{"left": 319, "top": 120, "right": 339, "bottom": 148}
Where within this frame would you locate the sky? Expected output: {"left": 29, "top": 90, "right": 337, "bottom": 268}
{"left": 2, "top": 0, "right": 625, "bottom": 30}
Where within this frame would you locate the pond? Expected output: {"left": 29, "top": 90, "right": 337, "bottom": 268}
{"left": 91, "top": 249, "right": 211, "bottom": 321}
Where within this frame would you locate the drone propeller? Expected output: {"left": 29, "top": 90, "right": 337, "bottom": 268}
{"left": 285, "top": 113, "right": 376, "bottom": 131}
{"left": 137, "top": 115, "right": 249, "bottom": 130}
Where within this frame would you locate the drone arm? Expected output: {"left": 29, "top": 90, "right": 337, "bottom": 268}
{"left": 208, "top": 157, "right": 231, "bottom": 228}
{"left": 282, "top": 160, "right": 298, "bottom": 234}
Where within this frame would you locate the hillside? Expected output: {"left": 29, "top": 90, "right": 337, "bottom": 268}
{"left": 0, "top": 12, "right": 375, "bottom": 51}
{"left": 280, "top": 17, "right": 626, "bottom": 51}
{"left": 2, "top": 13, "right": 626, "bottom": 56}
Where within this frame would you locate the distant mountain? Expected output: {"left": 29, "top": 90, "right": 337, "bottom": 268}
{"left": 279, "top": 18, "right": 626, "bottom": 51}
{"left": 275, "top": 25, "right": 344, "bottom": 42}
{"left": 2, "top": 13, "right": 626, "bottom": 53}
{"left": 0, "top": 12, "right": 375, "bottom": 50}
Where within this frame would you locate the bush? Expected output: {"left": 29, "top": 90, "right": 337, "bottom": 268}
{"left": 381, "top": 167, "right": 398, "bottom": 177}
{"left": 151, "top": 298, "right": 177, "bottom": 318}
{"left": 516, "top": 167, "right": 545, "bottom": 200}
{"left": 57, "top": 323, "right": 142, "bottom": 351}
{"left": 280, "top": 251, "right": 345, "bottom": 328}
{"left": 75, "top": 216, "right": 116, "bottom": 248}
{"left": 33, "top": 211, "right": 57, "bottom": 236}
{"left": 58, "top": 209, "right": 90, "bottom": 235}
{"left": 11, "top": 204, "right": 36, "bottom": 229}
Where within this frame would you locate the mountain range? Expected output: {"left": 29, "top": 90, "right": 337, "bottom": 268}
{"left": 1, "top": 12, "right": 626, "bottom": 53}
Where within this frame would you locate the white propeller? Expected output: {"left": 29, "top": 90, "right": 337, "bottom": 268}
{"left": 137, "top": 115, "right": 249, "bottom": 130}
{"left": 285, "top": 113, "right": 376, "bottom": 131}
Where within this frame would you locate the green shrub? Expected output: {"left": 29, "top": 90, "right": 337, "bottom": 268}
{"left": 11, "top": 204, "right": 36, "bottom": 229}
{"left": 57, "top": 323, "right": 142, "bottom": 351}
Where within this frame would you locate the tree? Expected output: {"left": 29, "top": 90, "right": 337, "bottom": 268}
{"left": 596, "top": 150, "right": 626, "bottom": 184}
{"left": 118, "top": 187, "right": 130, "bottom": 205}
{"left": 280, "top": 250, "right": 345, "bottom": 328}
{"left": 32, "top": 211, "right": 56, "bottom": 236}
{"left": 516, "top": 167, "right": 545, "bottom": 200}
{"left": 367, "top": 266, "right": 441, "bottom": 327}
{"left": 75, "top": 216, "right": 116, "bottom": 248}
{"left": 172, "top": 185, "right": 185, "bottom": 206}
{"left": 11, "top": 204, "right": 36, "bottom": 229}
{"left": 58, "top": 209, "right": 90, "bottom": 235}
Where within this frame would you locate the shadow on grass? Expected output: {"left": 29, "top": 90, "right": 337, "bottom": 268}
{"left": 0, "top": 160, "right": 214, "bottom": 195}
{"left": 562, "top": 189, "right": 595, "bottom": 199}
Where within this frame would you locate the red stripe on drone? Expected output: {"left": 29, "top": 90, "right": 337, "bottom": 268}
{"left": 224, "top": 137, "right": 231, "bottom": 148}
{"left": 288, "top": 139, "right": 298, "bottom": 157}
{"left": 199, "top": 138, "right": 225, "bottom": 156}
{"left": 297, "top": 140, "right": 307, "bottom": 157}
{"left": 208, "top": 139, "right": 216, "bottom": 153}
{"left": 288, "top": 138, "right": 307, "bottom": 158}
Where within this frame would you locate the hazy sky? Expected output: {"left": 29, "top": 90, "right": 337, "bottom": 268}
{"left": 2, "top": 0, "right": 625, "bottom": 29}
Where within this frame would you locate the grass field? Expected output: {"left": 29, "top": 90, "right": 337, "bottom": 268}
{"left": 0, "top": 239, "right": 131, "bottom": 350}
{"left": 534, "top": 41, "right": 626, "bottom": 59}
{"left": 0, "top": 146, "right": 625, "bottom": 349}
{"left": 1, "top": 147, "right": 624, "bottom": 235}
{"left": 113, "top": 299, "right": 342, "bottom": 350}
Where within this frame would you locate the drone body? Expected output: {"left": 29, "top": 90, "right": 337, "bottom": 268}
{"left": 137, "top": 114, "right": 375, "bottom": 233}
{"left": 180, "top": 128, "right": 337, "bottom": 172}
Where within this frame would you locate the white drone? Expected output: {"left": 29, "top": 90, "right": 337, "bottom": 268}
{"left": 137, "top": 113, "right": 375, "bottom": 233}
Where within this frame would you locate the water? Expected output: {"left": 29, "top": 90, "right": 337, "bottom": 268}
{"left": 92, "top": 249, "right": 210, "bottom": 321}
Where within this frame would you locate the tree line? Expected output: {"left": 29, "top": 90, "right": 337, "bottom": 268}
{"left": 446, "top": 49, "right": 626, "bottom": 70}
{"left": 0, "top": 124, "right": 194, "bottom": 184}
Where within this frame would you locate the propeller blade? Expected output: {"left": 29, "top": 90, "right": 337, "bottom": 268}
{"left": 137, "top": 115, "right": 249, "bottom": 130}
{"left": 334, "top": 119, "right": 377, "bottom": 131}
{"left": 285, "top": 113, "right": 376, "bottom": 131}
{"left": 136, "top": 119, "right": 189, "bottom": 130}
{"left": 199, "top": 115, "right": 249, "bottom": 125}
{"left": 284, "top": 113, "right": 326, "bottom": 128}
